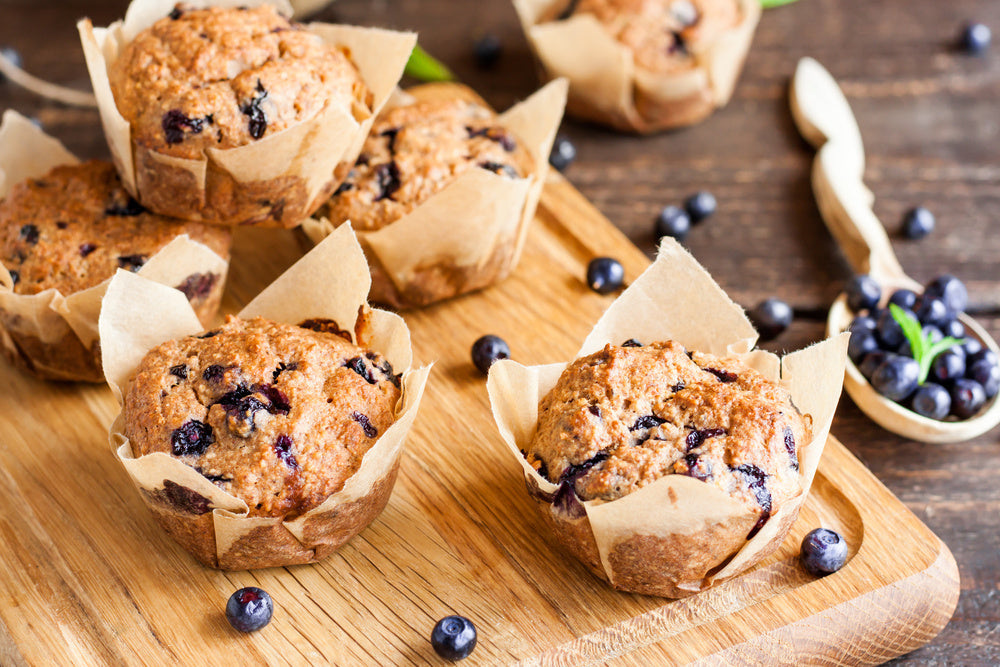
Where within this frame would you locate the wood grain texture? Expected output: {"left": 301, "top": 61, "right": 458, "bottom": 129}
{"left": 0, "top": 1, "right": 997, "bottom": 662}
{"left": 0, "top": 169, "right": 959, "bottom": 664}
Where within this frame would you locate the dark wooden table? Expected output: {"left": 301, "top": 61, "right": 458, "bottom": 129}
{"left": 1, "top": 0, "right": 998, "bottom": 663}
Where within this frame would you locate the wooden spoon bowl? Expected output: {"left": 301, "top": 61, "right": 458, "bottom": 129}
{"left": 793, "top": 57, "right": 1000, "bottom": 443}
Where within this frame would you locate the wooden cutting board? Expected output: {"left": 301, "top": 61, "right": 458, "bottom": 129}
{"left": 0, "top": 175, "right": 958, "bottom": 666}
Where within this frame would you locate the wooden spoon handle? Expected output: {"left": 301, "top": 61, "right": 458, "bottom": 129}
{"left": 792, "top": 58, "right": 913, "bottom": 287}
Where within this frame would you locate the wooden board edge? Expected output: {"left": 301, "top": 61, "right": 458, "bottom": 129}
{"left": 704, "top": 545, "right": 960, "bottom": 665}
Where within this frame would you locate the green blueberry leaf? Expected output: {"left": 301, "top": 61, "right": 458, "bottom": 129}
{"left": 760, "top": 0, "right": 800, "bottom": 7}
{"left": 889, "top": 303, "right": 964, "bottom": 385}
{"left": 404, "top": 44, "right": 455, "bottom": 82}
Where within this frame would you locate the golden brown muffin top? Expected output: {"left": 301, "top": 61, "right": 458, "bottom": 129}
{"left": 318, "top": 98, "right": 534, "bottom": 232}
{"left": 0, "top": 161, "right": 231, "bottom": 295}
{"left": 553, "top": 0, "right": 741, "bottom": 73}
{"left": 109, "top": 4, "right": 372, "bottom": 159}
{"left": 123, "top": 316, "right": 402, "bottom": 518}
{"left": 527, "top": 340, "right": 809, "bottom": 534}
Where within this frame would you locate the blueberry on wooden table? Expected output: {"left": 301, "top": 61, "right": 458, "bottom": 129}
{"left": 471, "top": 335, "right": 510, "bottom": 375}
{"left": 549, "top": 135, "right": 576, "bottom": 172}
{"left": 655, "top": 205, "right": 690, "bottom": 241}
{"left": 684, "top": 190, "right": 716, "bottom": 224}
{"left": 431, "top": 615, "right": 477, "bottom": 661}
{"left": 800, "top": 528, "right": 847, "bottom": 576}
{"left": 225, "top": 587, "right": 273, "bottom": 633}
{"left": 748, "top": 297, "right": 793, "bottom": 341}
{"left": 961, "top": 22, "right": 992, "bottom": 55}
{"left": 586, "top": 257, "right": 624, "bottom": 294}
{"left": 845, "top": 274, "right": 881, "bottom": 312}
{"left": 472, "top": 34, "right": 502, "bottom": 69}
{"left": 901, "top": 206, "right": 935, "bottom": 239}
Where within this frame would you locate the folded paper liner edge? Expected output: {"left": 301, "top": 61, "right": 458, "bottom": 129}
{"left": 488, "top": 236, "right": 849, "bottom": 594}
{"left": 300, "top": 79, "right": 568, "bottom": 296}
{"left": 100, "top": 223, "right": 430, "bottom": 568}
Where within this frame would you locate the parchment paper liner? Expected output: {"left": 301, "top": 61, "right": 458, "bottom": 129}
{"left": 78, "top": 0, "right": 416, "bottom": 227}
{"left": 100, "top": 223, "right": 430, "bottom": 569}
{"left": 300, "top": 79, "right": 568, "bottom": 309}
{"left": 488, "top": 237, "right": 849, "bottom": 597}
{"left": 0, "top": 110, "right": 230, "bottom": 383}
{"left": 512, "top": 0, "right": 760, "bottom": 133}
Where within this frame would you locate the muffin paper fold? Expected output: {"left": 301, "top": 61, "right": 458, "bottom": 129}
{"left": 100, "top": 223, "right": 430, "bottom": 569}
{"left": 78, "top": 0, "right": 416, "bottom": 227}
{"left": 512, "top": 0, "right": 760, "bottom": 133}
{"left": 300, "top": 79, "right": 568, "bottom": 309}
{"left": 0, "top": 110, "right": 229, "bottom": 382}
{"left": 488, "top": 237, "right": 848, "bottom": 597}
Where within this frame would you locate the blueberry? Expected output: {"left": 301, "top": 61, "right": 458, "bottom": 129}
{"left": 471, "top": 334, "right": 510, "bottom": 375}
{"left": 684, "top": 190, "right": 716, "bottom": 224}
{"left": 902, "top": 207, "right": 935, "bottom": 239}
{"left": 951, "top": 378, "right": 986, "bottom": 419}
{"left": 0, "top": 47, "right": 21, "bottom": 84}
{"left": 472, "top": 34, "right": 502, "bottom": 69}
{"left": 858, "top": 350, "right": 888, "bottom": 380}
{"left": 925, "top": 274, "right": 968, "bottom": 314}
{"left": 888, "top": 289, "right": 918, "bottom": 311}
{"left": 871, "top": 354, "right": 920, "bottom": 401}
{"left": 962, "top": 337, "right": 983, "bottom": 358}
{"left": 911, "top": 383, "right": 951, "bottom": 421}
{"left": 845, "top": 275, "right": 881, "bottom": 313}
{"left": 549, "top": 135, "right": 576, "bottom": 172}
{"left": 586, "top": 257, "right": 624, "bottom": 294}
{"left": 968, "top": 358, "right": 1000, "bottom": 399}
{"left": 848, "top": 329, "right": 878, "bottom": 364}
{"left": 930, "top": 349, "right": 966, "bottom": 384}
{"left": 431, "top": 615, "right": 477, "bottom": 661}
{"left": 848, "top": 315, "right": 876, "bottom": 334}
{"left": 969, "top": 349, "right": 998, "bottom": 368}
{"left": 915, "top": 295, "right": 949, "bottom": 327}
{"left": 655, "top": 205, "right": 691, "bottom": 241}
{"left": 748, "top": 298, "right": 792, "bottom": 341}
{"left": 875, "top": 308, "right": 911, "bottom": 349}
{"left": 800, "top": 528, "right": 848, "bottom": 576}
{"left": 941, "top": 318, "right": 965, "bottom": 340}
{"left": 950, "top": 378, "right": 986, "bottom": 419}
{"left": 961, "top": 22, "right": 991, "bottom": 55}
{"left": 225, "top": 587, "right": 273, "bottom": 633}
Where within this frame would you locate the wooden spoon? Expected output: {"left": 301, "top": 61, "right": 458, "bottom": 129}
{"left": 790, "top": 57, "right": 1000, "bottom": 443}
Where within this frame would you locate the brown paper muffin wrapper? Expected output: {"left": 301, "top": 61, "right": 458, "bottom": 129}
{"left": 78, "top": 0, "right": 416, "bottom": 227}
{"left": 100, "top": 223, "right": 430, "bottom": 570}
{"left": 300, "top": 79, "right": 568, "bottom": 309}
{"left": 488, "top": 237, "right": 849, "bottom": 597}
{"left": 0, "top": 110, "right": 230, "bottom": 383}
{"left": 512, "top": 0, "right": 760, "bottom": 133}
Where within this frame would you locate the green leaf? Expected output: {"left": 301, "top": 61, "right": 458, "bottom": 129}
{"left": 404, "top": 44, "right": 455, "bottom": 82}
{"left": 760, "top": 0, "right": 800, "bottom": 7}
{"left": 889, "top": 303, "right": 965, "bottom": 384}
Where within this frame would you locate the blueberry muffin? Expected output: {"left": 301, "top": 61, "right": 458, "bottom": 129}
{"left": 122, "top": 316, "right": 401, "bottom": 519}
{"left": 520, "top": 0, "right": 760, "bottom": 132}
{"left": 525, "top": 340, "right": 810, "bottom": 592}
{"left": 318, "top": 98, "right": 533, "bottom": 232}
{"left": 0, "top": 160, "right": 231, "bottom": 382}
{"left": 101, "top": 3, "right": 375, "bottom": 226}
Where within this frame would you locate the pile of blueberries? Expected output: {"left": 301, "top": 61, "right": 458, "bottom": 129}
{"left": 846, "top": 274, "right": 999, "bottom": 421}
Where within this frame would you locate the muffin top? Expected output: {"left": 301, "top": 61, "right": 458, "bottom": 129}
{"left": 123, "top": 316, "right": 402, "bottom": 518}
{"left": 318, "top": 98, "right": 534, "bottom": 232}
{"left": 527, "top": 340, "right": 809, "bottom": 533}
{"left": 108, "top": 3, "right": 372, "bottom": 160}
{"left": 0, "top": 160, "right": 231, "bottom": 295}
{"left": 554, "top": 0, "right": 742, "bottom": 73}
